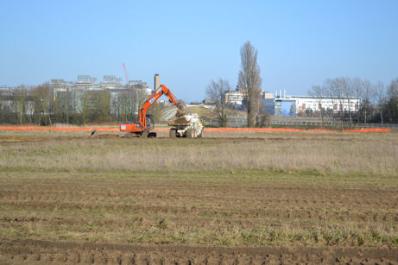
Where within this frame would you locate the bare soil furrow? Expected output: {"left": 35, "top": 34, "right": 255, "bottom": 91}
{"left": 1, "top": 239, "right": 397, "bottom": 265}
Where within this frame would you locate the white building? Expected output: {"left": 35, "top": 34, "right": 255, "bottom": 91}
{"left": 224, "top": 90, "right": 271, "bottom": 105}
{"left": 224, "top": 87, "right": 362, "bottom": 116}
{"left": 224, "top": 90, "right": 248, "bottom": 105}
{"left": 272, "top": 95, "right": 361, "bottom": 116}
{"left": 291, "top": 96, "right": 361, "bottom": 113}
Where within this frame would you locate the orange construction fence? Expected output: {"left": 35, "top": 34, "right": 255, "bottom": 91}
{"left": 0, "top": 125, "right": 391, "bottom": 134}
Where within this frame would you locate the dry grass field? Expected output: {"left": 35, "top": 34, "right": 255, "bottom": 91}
{"left": 0, "top": 130, "right": 397, "bottom": 264}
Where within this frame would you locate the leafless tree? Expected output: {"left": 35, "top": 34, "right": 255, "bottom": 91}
{"left": 309, "top": 85, "right": 327, "bottom": 127}
{"left": 311, "top": 77, "right": 386, "bottom": 125}
{"left": 374, "top": 82, "right": 385, "bottom": 124}
{"left": 384, "top": 79, "right": 398, "bottom": 122}
{"left": 324, "top": 77, "right": 360, "bottom": 126}
{"left": 351, "top": 78, "right": 376, "bottom": 124}
{"left": 32, "top": 83, "right": 54, "bottom": 125}
{"left": 387, "top": 79, "right": 398, "bottom": 98}
{"left": 238, "top": 41, "right": 262, "bottom": 127}
{"left": 206, "top": 79, "right": 230, "bottom": 127}
{"left": 112, "top": 89, "right": 132, "bottom": 122}
{"left": 14, "top": 87, "right": 27, "bottom": 124}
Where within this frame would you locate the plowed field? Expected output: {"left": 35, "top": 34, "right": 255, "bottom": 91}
{"left": 1, "top": 239, "right": 398, "bottom": 265}
{"left": 0, "top": 131, "right": 397, "bottom": 264}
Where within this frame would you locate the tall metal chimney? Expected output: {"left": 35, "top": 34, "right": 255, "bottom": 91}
{"left": 154, "top": 74, "right": 160, "bottom": 91}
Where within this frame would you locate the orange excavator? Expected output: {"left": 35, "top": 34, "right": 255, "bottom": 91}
{"left": 119, "top": 84, "right": 178, "bottom": 137}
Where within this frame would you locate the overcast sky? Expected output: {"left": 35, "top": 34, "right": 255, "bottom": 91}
{"left": 1, "top": 0, "right": 397, "bottom": 102}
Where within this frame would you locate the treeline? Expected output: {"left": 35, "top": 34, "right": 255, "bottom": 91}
{"left": 0, "top": 84, "right": 161, "bottom": 125}
{"left": 309, "top": 77, "right": 398, "bottom": 124}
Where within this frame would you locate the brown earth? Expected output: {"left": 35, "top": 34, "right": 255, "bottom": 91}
{"left": 1, "top": 173, "right": 398, "bottom": 264}
{"left": 0, "top": 132, "right": 397, "bottom": 264}
{"left": 1, "top": 239, "right": 398, "bottom": 265}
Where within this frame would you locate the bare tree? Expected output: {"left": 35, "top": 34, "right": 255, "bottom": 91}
{"left": 352, "top": 78, "right": 375, "bottom": 124}
{"left": 14, "top": 87, "right": 27, "bottom": 124}
{"left": 238, "top": 41, "right": 262, "bottom": 127}
{"left": 206, "top": 79, "right": 230, "bottom": 127}
{"left": 94, "top": 90, "right": 111, "bottom": 122}
{"left": 387, "top": 79, "right": 398, "bottom": 98}
{"left": 312, "top": 77, "right": 386, "bottom": 125}
{"left": 32, "top": 83, "right": 54, "bottom": 125}
{"left": 374, "top": 82, "right": 385, "bottom": 124}
{"left": 384, "top": 79, "right": 398, "bottom": 122}
{"left": 309, "top": 85, "right": 326, "bottom": 127}
{"left": 323, "top": 77, "right": 357, "bottom": 126}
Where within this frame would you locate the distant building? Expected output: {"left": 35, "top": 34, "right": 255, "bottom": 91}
{"left": 294, "top": 96, "right": 360, "bottom": 113}
{"left": 224, "top": 90, "right": 248, "bottom": 105}
{"left": 224, "top": 89, "right": 272, "bottom": 107}
{"left": 127, "top": 80, "right": 151, "bottom": 94}
{"left": 48, "top": 75, "right": 153, "bottom": 116}
{"left": 0, "top": 87, "right": 36, "bottom": 116}
{"left": 224, "top": 88, "right": 361, "bottom": 116}
{"left": 100, "top": 75, "right": 123, "bottom": 90}
{"left": 273, "top": 98, "right": 296, "bottom": 116}
{"left": 0, "top": 88, "right": 16, "bottom": 113}
{"left": 271, "top": 95, "right": 361, "bottom": 116}
{"left": 0, "top": 74, "right": 161, "bottom": 123}
{"left": 50, "top": 79, "right": 69, "bottom": 97}
{"left": 77, "top": 75, "right": 96, "bottom": 84}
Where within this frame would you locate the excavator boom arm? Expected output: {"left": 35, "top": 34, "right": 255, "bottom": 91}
{"left": 139, "top": 84, "right": 178, "bottom": 128}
